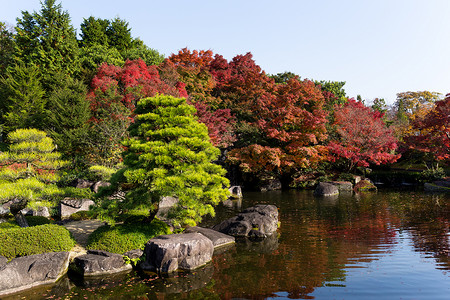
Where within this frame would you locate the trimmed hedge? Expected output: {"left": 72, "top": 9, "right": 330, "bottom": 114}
{"left": 87, "top": 219, "right": 171, "bottom": 254}
{"left": 0, "top": 224, "right": 76, "bottom": 260}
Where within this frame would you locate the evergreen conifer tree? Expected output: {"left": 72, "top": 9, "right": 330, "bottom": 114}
{"left": 102, "top": 95, "right": 230, "bottom": 227}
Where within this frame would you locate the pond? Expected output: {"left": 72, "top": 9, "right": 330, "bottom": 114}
{"left": 7, "top": 189, "right": 450, "bottom": 299}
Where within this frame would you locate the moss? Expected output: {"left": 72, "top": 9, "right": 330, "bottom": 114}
{"left": 0, "top": 224, "right": 76, "bottom": 260}
{"left": 86, "top": 219, "right": 171, "bottom": 254}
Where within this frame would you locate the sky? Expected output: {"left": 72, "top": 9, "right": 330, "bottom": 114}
{"left": 2, "top": 0, "right": 450, "bottom": 105}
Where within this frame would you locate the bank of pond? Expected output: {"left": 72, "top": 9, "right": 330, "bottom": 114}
{"left": 0, "top": 187, "right": 449, "bottom": 299}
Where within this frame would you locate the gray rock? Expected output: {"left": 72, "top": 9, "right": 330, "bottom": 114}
{"left": 0, "top": 256, "right": 7, "bottom": 268}
{"left": 314, "top": 182, "right": 339, "bottom": 196}
{"left": 228, "top": 186, "right": 243, "bottom": 198}
{"left": 329, "top": 181, "right": 353, "bottom": 192}
{"left": 184, "top": 226, "right": 235, "bottom": 249}
{"left": 20, "top": 206, "right": 50, "bottom": 218}
{"left": 156, "top": 196, "right": 179, "bottom": 220}
{"left": 0, "top": 252, "right": 70, "bottom": 296}
{"left": 213, "top": 204, "right": 279, "bottom": 238}
{"left": 71, "top": 178, "right": 94, "bottom": 189}
{"left": 92, "top": 181, "right": 111, "bottom": 193}
{"left": 59, "top": 198, "right": 95, "bottom": 219}
{"left": 72, "top": 250, "right": 131, "bottom": 276}
{"left": 142, "top": 233, "right": 214, "bottom": 273}
{"left": 123, "top": 249, "right": 143, "bottom": 259}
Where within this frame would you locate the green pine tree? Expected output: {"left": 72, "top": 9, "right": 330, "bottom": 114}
{"left": 0, "top": 129, "right": 67, "bottom": 226}
{"left": 100, "top": 95, "right": 230, "bottom": 227}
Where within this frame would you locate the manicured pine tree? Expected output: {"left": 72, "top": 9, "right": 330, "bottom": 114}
{"left": 0, "top": 129, "right": 66, "bottom": 226}
{"left": 105, "top": 95, "right": 230, "bottom": 227}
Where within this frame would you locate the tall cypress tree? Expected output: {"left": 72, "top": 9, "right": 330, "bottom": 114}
{"left": 14, "top": 0, "right": 80, "bottom": 83}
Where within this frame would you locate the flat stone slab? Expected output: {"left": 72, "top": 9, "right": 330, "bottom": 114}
{"left": 0, "top": 252, "right": 70, "bottom": 296}
{"left": 184, "top": 226, "right": 235, "bottom": 249}
{"left": 60, "top": 198, "right": 95, "bottom": 219}
{"left": 72, "top": 250, "right": 131, "bottom": 276}
{"left": 142, "top": 233, "right": 214, "bottom": 273}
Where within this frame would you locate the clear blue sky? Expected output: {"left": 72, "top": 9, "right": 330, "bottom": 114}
{"left": 3, "top": 0, "right": 450, "bottom": 105}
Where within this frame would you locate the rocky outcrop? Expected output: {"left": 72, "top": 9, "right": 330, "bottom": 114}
{"left": 354, "top": 179, "right": 377, "bottom": 192}
{"left": 0, "top": 252, "right": 70, "bottom": 296}
{"left": 212, "top": 205, "right": 279, "bottom": 239}
{"left": 59, "top": 198, "right": 95, "bottom": 219}
{"left": 72, "top": 250, "right": 132, "bottom": 276}
{"left": 0, "top": 256, "right": 7, "bottom": 268}
{"left": 184, "top": 226, "right": 235, "bottom": 249}
{"left": 314, "top": 182, "right": 339, "bottom": 196}
{"left": 141, "top": 233, "right": 214, "bottom": 273}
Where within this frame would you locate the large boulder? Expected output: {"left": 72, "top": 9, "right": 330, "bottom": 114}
{"left": 184, "top": 226, "right": 235, "bottom": 249}
{"left": 354, "top": 179, "right": 377, "bottom": 192}
{"left": 59, "top": 198, "right": 95, "bottom": 219}
{"left": 0, "top": 252, "right": 70, "bottom": 296}
{"left": 329, "top": 181, "right": 353, "bottom": 192}
{"left": 212, "top": 204, "right": 279, "bottom": 238}
{"left": 20, "top": 206, "right": 51, "bottom": 218}
{"left": 314, "top": 182, "right": 339, "bottom": 196}
{"left": 156, "top": 196, "right": 179, "bottom": 220}
{"left": 141, "top": 233, "right": 214, "bottom": 273}
{"left": 72, "top": 250, "right": 132, "bottom": 276}
{"left": 228, "top": 186, "right": 243, "bottom": 198}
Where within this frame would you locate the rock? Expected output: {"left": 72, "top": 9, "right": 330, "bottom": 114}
{"left": 72, "top": 250, "right": 132, "bottom": 276}
{"left": 92, "top": 181, "right": 111, "bottom": 193}
{"left": 71, "top": 178, "right": 94, "bottom": 189}
{"left": 259, "top": 178, "right": 282, "bottom": 192}
{"left": 228, "top": 186, "right": 243, "bottom": 198}
{"left": 424, "top": 183, "right": 450, "bottom": 192}
{"left": 314, "top": 182, "right": 339, "bottom": 196}
{"left": 59, "top": 198, "right": 95, "bottom": 219}
{"left": 0, "top": 256, "right": 7, "bottom": 268}
{"left": 141, "top": 233, "right": 214, "bottom": 273}
{"left": 123, "top": 249, "right": 143, "bottom": 260}
{"left": 212, "top": 204, "right": 279, "bottom": 238}
{"left": 354, "top": 179, "right": 377, "bottom": 192}
{"left": 0, "top": 252, "right": 70, "bottom": 296}
{"left": 329, "top": 181, "right": 353, "bottom": 192}
{"left": 20, "top": 206, "right": 50, "bottom": 218}
{"left": 156, "top": 196, "right": 179, "bottom": 220}
{"left": 184, "top": 226, "right": 235, "bottom": 249}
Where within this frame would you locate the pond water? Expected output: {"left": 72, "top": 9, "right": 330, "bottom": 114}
{"left": 7, "top": 189, "right": 450, "bottom": 299}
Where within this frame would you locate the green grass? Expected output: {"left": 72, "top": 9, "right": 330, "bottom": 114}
{"left": 87, "top": 219, "right": 171, "bottom": 254}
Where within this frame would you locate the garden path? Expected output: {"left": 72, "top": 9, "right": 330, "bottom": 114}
{"left": 63, "top": 219, "right": 105, "bottom": 259}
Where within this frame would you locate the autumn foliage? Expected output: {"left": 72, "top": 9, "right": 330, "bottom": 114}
{"left": 327, "top": 99, "right": 400, "bottom": 170}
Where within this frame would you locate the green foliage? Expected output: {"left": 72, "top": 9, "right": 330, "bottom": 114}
{"left": 420, "top": 167, "right": 445, "bottom": 183}
{"left": 86, "top": 219, "right": 171, "bottom": 254}
{"left": 88, "top": 165, "right": 116, "bottom": 181}
{"left": 25, "top": 215, "right": 53, "bottom": 226}
{"left": 45, "top": 73, "right": 91, "bottom": 161}
{"left": 0, "top": 224, "right": 75, "bottom": 260}
{"left": 102, "top": 95, "right": 230, "bottom": 227}
{"left": 122, "top": 41, "right": 164, "bottom": 66}
{"left": 69, "top": 210, "right": 96, "bottom": 221}
{"left": 0, "top": 22, "right": 15, "bottom": 72}
{"left": 0, "top": 129, "right": 66, "bottom": 212}
{"left": 14, "top": 0, "right": 81, "bottom": 82}
{"left": 62, "top": 186, "right": 94, "bottom": 199}
{"left": 0, "top": 63, "right": 46, "bottom": 134}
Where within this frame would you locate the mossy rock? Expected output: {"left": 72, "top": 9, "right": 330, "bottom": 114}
{"left": 354, "top": 179, "right": 377, "bottom": 192}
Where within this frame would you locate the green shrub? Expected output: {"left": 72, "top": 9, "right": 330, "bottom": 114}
{"left": 88, "top": 165, "right": 116, "bottom": 182}
{"left": 87, "top": 219, "right": 171, "bottom": 254}
{"left": 62, "top": 186, "right": 93, "bottom": 199}
{"left": 0, "top": 224, "right": 76, "bottom": 260}
{"left": 0, "top": 221, "right": 19, "bottom": 229}
{"left": 25, "top": 215, "right": 53, "bottom": 226}
{"left": 70, "top": 210, "right": 97, "bottom": 221}
{"left": 420, "top": 167, "right": 446, "bottom": 183}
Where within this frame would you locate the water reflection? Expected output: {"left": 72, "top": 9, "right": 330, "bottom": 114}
{"left": 9, "top": 189, "right": 450, "bottom": 299}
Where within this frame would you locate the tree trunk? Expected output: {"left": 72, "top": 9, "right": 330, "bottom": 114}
{"left": 15, "top": 212, "right": 29, "bottom": 228}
